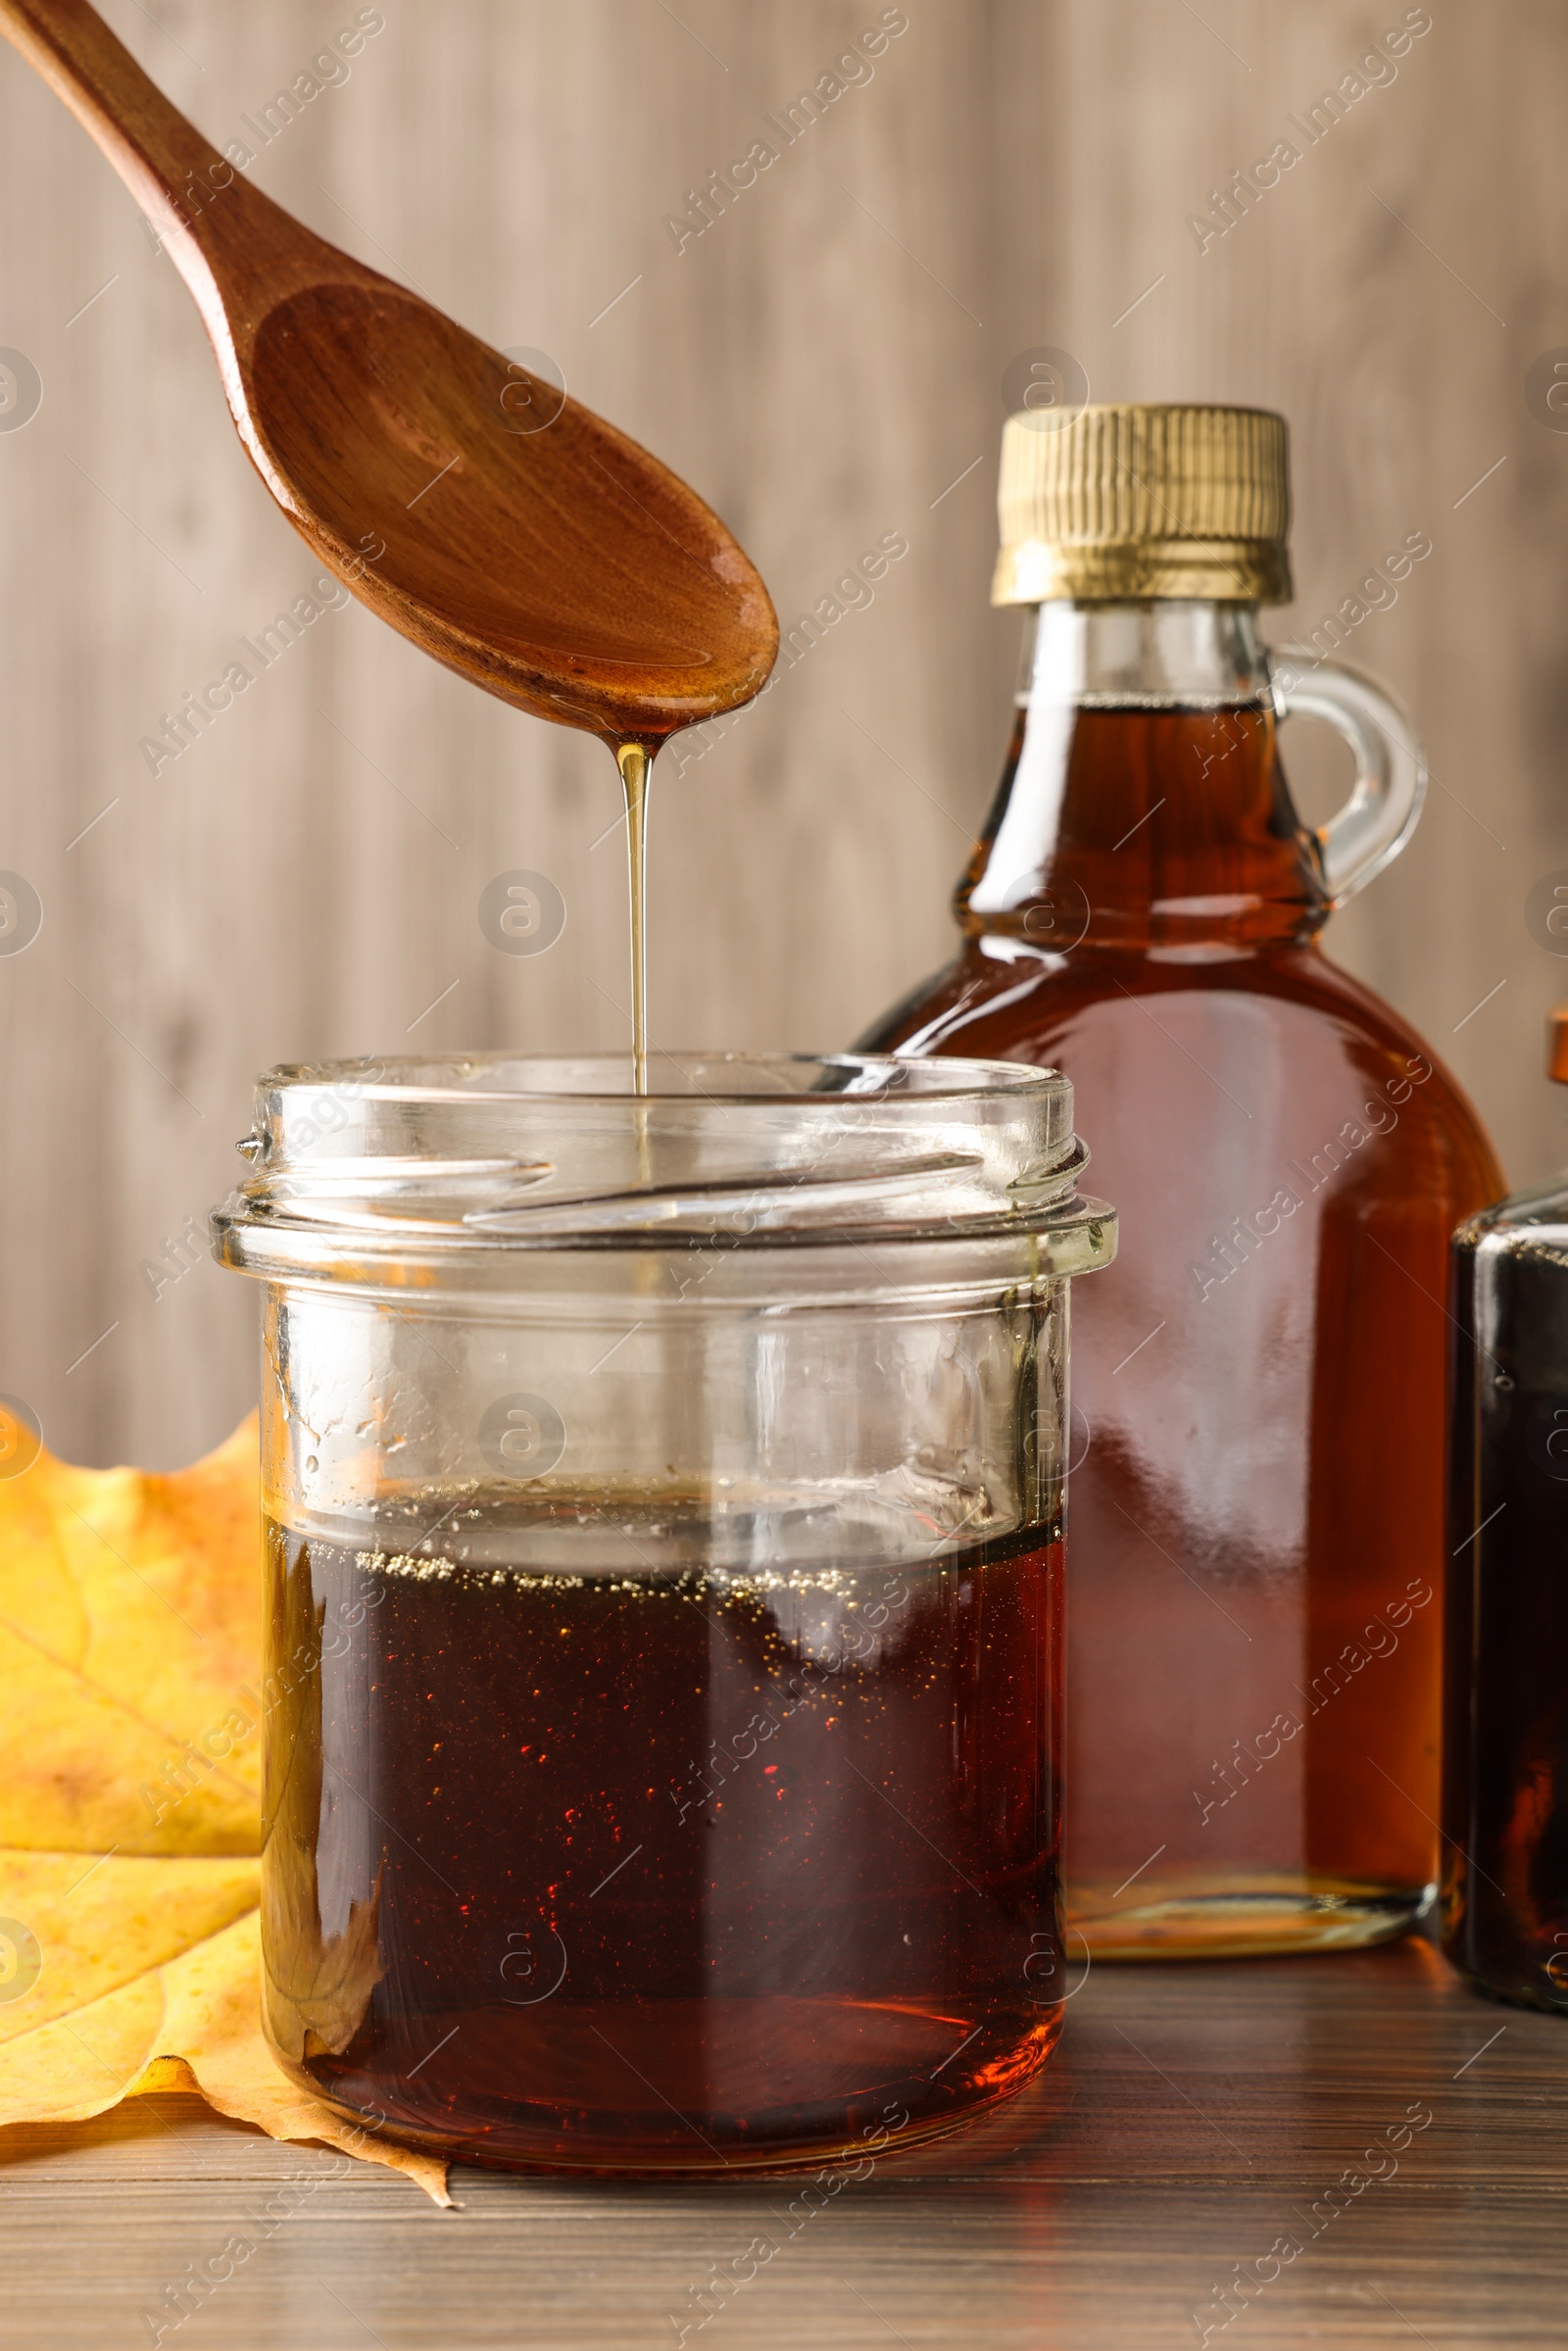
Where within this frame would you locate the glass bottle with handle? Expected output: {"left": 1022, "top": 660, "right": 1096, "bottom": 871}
{"left": 861, "top": 403, "right": 1502, "bottom": 1957}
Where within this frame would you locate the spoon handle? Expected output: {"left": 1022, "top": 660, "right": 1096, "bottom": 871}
{"left": 0, "top": 0, "right": 225, "bottom": 209}
{"left": 0, "top": 0, "right": 342, "bottom": 334}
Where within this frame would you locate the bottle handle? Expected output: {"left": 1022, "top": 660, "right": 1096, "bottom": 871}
{"left": 1268, "top": 646, "right": 1426, "bottom": 906}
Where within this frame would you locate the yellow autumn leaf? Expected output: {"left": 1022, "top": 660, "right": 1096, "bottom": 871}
{"left": 0, "top": 1415, "right": 450, "bottom": 2203}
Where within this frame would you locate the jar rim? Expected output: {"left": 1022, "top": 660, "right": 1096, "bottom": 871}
{"left": 211, "top": 1051, "right": 1116, "bottom": 1283}
{"left": 250, "top": 1049, "right": 1070, "bottom": 1102}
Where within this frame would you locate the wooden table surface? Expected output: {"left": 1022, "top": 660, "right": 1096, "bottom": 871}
{"left": 3, "top": 1941, "right": 1564, "bottom": 2350}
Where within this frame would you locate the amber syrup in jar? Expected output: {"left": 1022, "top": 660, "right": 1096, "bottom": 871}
{"left": 261, "top": 1491, "right": 1065, "bottom": 2171}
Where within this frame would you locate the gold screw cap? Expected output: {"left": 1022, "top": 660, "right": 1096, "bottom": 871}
{"left": 992, "top": 402, "right": 1293, "bottom": 607}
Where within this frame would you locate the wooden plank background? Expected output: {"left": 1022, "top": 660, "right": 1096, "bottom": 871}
{"left": 0, "top": 0, "right": 1564, "bottom": 1470}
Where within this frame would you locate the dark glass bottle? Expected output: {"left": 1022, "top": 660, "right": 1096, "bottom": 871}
{"left": 862, "top": 404, "right": 1503, "bottom": 1955}
{"left": 1445, "top": 1015, "right": 1568, "bottom": 2014}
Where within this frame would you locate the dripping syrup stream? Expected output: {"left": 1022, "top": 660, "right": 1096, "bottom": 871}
{"left": 615, "top": 740, "right": 653, "bottom": 1098}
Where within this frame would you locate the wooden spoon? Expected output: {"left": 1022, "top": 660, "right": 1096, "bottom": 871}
{"left": 0, "top": 0, "right": 778, "bottom": 743}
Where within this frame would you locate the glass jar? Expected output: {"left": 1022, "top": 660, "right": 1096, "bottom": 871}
{"left": 213, "top": 1052, "right": 1114, "bottom": 2173}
